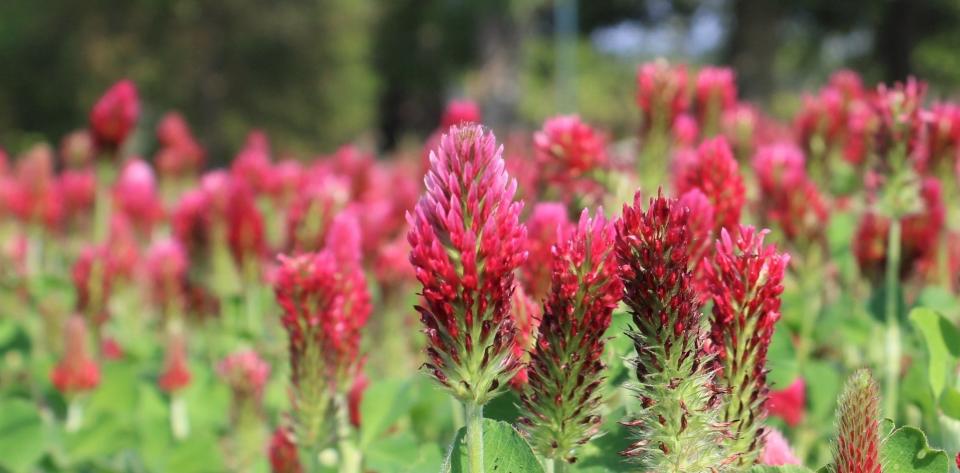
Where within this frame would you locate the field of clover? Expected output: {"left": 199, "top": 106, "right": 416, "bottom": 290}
{"left": 2, "top": 61, "right": 960, "bottom": 473}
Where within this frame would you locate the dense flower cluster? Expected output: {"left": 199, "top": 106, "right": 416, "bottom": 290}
{"left": 518, "top": 209, "right": 622, "bottom": 464}
{"left": 407, "top": 124, "right": 527, "bottom": 404}
{"left": 616, "top": 192, "right": 734, "bottom": 471}
{"left": 708, "top": 226, "right": 789, "bottom": 464}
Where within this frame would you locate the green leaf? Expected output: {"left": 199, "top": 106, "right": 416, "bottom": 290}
{"left": 0, "top": 398, "right": 46, "bottom": 472}
{"left": 443, "top": 418, "right": 544, "bottom": 473}
{"left": 365, "top": 432, "right": 443, "bottom": 472}
{"left": 940, "top": 388, "right": 960, "bottom": 421}
{"left": 880, "top": 425, "right": 949, "bottom": 472}
{"left": 360, "top": 378, "right": 414, "bottom": 448}
{"left": 909, "top": 307, "right": 960, "bottom": 398}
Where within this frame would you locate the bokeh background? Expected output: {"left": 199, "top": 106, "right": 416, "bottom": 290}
{"left": 2, "top": 0, "right": 959, "bottom": 161}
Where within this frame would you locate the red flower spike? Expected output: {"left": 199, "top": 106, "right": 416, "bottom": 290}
{"left": 674, "top": 137, "right": 745, "bottom": 234}
{"left": 831, "top": 369, "right": 881, "bottom": 473}
{"left": 534, "top": 115, "right": 609, "bottom": 192}
{"left": 407, "top": 124, "right": 527, "bottom": 404}
{"left": 50, "top": 315, "right": 101, "bottom": 395}
{"left": 708, "top": 225, "right": 789, "bottom": 464}
{"left": 218, "top": 349, "right": 271, "bottom": 420}
{"left": 156, "top": 112, "right": 205, "bottom": 178}
{"left": 616, "top": 192, "right": 735, "bottom": 470}
{"left": 231, "top": 130, "right": 273, "bottom": 194}
{"left": 695, "top": 66, "right": 737, "bottom": 132}
{"left": 89, "top": 80, "right": 139, "bottom": 151}
{"left": 145, "top": 238, "right": 188, "bottom": 308}
{"left": 520, "top": 202, "right": 573, "bottom": 299}
{"left": 159, "top": 332, "right": 192, "bottom": 393}
{"left": 636, "top": 60, "right": 690, "bottom": 133}
{"left": 285, "top": 171, "right": 350, "bottom": 252}
{"left": 269, "top": 426, "right": 303, "bottom": 473}
{"left": 58, "top": 169, "right": 97, "bottom": 222}
{"left": 768, "top": 377, "right": 806, "bottom": 427}
{"left": 114, "top": 158, "right": 164, "bottom": 234}
{"left": 520, "top": 209, "right": 622, "bottom": 463}
{"left": 752, "top": 144, "right": 830, "bottom": 244}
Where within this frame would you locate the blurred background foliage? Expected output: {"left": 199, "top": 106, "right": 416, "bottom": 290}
{"left": 0, "top": 0, "right": 959, "bottom": 162}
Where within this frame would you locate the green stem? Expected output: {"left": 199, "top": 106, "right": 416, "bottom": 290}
{"left": 544, "top": 458, "right": 555, "bottom": 473}
{"left": 65, "top": 398, "right": 84, "bottom": 433}
{"left": 171, "top": 395, "right": 190, "bottom": 440}
{"left": 336, "top": 395, "right": 361, "bottom": 473}
{"left": 884, "top": 219, "right": 902, "bottom": 420}
{"left": 464, "top": 402, "right": 484, "bottom": 473}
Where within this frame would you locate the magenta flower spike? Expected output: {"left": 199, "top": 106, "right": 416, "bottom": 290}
{"left": 518, "top": 209, "right": 622, "bottom": 465}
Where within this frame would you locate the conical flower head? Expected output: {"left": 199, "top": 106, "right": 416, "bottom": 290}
{"left": 832, "top": 369, "right": 881, "bottom": 473}
{"left": 89, "top": 79, "right": 140, "bottom": 151}
{"left": 520, "top": 202, "right": 572, "bottom": 300}
{"left": 636, "top": 60, "right": 690, "bottom": 133}
{"left": 616, "top": 192, "right": 735, "bottom": 471}
{"left": 708, "top": 225, "right": 789, "bottom": 464}
{"left": 519, "top": 209, "right": 622, "bottom": 463}
{"left": 50, "top": 315, "right": 100, "bottom": 395}
{"left": 407, "top": 124, "right": 527, "bottom": 404}
{"left": 674, "top": 137, "right": 745, "bottom": 234}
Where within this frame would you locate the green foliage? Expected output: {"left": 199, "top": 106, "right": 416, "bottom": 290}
{"left": 0, "top": 398, "right": 47, "bottom": 472}
{"left": 443, "top": 418, "right": 544, "bottom": 473}
{"left": 880, "top": 425, "right": 950, "bottom": 473}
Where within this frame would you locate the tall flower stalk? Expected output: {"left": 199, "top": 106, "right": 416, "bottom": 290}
{"left": 518, "top": 209, "right": 622, "bottom": 470}
{"left": 274, "top": 211, "right": 370, "bottom": 472}
{"left": 407, "top": 124, "right": 527, "bottom": 473}
{"left": 616, "top": 192, "right": 735, "bottom": 471}
{"left": 708, "top": 226, "right": 789, "bottom": 465}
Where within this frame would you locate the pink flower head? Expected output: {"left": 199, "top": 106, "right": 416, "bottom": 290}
{"left": 407, "top": 124, "right": 527, "bottom": 403}
{"left": 50, "top": 315, "right": 101, "bottom": 395}
{"left": 10, "top": 144, "right": 63, "bottom": 229}
{"left": 520, "top": 209, "right": 622, "bottom": 461}
{"left": 761, "top": 428, "right": 801, "bottom": 466}
{"left": 374, "top": 235, "right": 416, "bottom": 289}
{"left": 874, "top": 78, "right": 927, "bottom": 161}
{"left": 923, "top": 103, "right": 960, "bottom": 173}
{"left": 768, "top": 377, "right": 806, "bottom": 427}
{"left": 224, "top": 179, "right": 266, "bottom": 269}
{"left": 89, "top": 79, "right": 139, "bottom": 151}
{"left": 753, "top": 144, "right": 829, "bottom": 243}
{"left": 60, "top": 130, "right": 95, "bottom": 168}
{"left": 441, "top": 99, "right": 481, "bottom": 129}
{"left": 58, "top": 169, "right": 97, "bottom": 221}
{"left": 158, "top": 332, "right": 191, "bottom": 393}
{"left": 171, "top": 188, "right": 211, "bottom": 258}
{"left": 535, "top": 115, "right": 609, "bottom": 184}
{"left": 636, "top": 60, "right": 689, "bottom": 132}
{"left": 266, "top": 159, "right": 304, "bottom": 207}
{"left": 145, "top": 238, "right": 188, "bottom": 306}
{"left": 114, "top": 158, "right": 164, "bottom": 233}
{"left": 520, "top": 202, "right": 572, "bottom": 299}
{"left": 231, "top": 131, "right": 273, "bottom": 194}
{"left": 156, "top": 112, "right": 205, "bottom": 177}
{"left": 218, "top": 349, "right": 271, "bottom": 402}
{"left": 672, "top": 113, "right": 699, "bottom": 148}
{"left": 275, "top": 226, "right": 371, "bottom": 392}
{"left": 285, "top": 171, "right": 350, "bottom": 252}
{"left": 269, "top": 426, "right": 302, "bottom": 473}
{"left": 829, "top": 69, "right": 866, "bottom": 102}
{"left": 695, "top": 66, "right": 737, "bottom": 130}
{"left": 674, "top": 137, "right": 745, "bottom": 234}
{"left": 708, "top": 225, "right": 789, "bottom": 461}
{"left": 330, "top": 145, "right": 375, "bottom": 199}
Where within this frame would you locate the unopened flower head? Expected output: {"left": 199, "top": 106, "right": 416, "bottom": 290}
{"left": 708, "top": 225, "right": 789, "bottom": 464}
{"left": 831, "top": 369, "right": 881, "bottom": 473}
{"left": 616, "top": 192, "right": 735, "bottom": 471}
{"left": 407, "top": 124, "right": 527, "bottom": 404}
{"left": 89, "top": 79, "right": 140, "bottom": 151}
{"left": 520, "top": 209, "right": 622, "bottom": 464}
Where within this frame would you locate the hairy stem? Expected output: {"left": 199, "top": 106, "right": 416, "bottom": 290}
{"left": 336, "top": 395, "right": 361, "bottom": 473}
{"left": 464, "top": 402, "right": 484, "bottom": 473}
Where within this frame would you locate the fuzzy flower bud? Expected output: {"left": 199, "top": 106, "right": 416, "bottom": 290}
{"left": 520, "top": 202, "right": 572, "bottom": 300}
{"left": 407, "top": 124, "right": 527, "bottom": 404}
{"left": 830, "top": 369, "right": 881, "bottom": 473}
{"left": 50, "top": 315, "right": 100, "bottom": 395}
{"left": 519, "top": 209, "right": 622, "bottom": 464}
{"left": 674, "top": 137, "right": 745, "bottom": 234}
{"left": 616, "top": 192, "right": 735, "bottom": 471}
{"left": 89, "top": 80, "right": 140, "bottom": 151}
{"left": 708, "top": 225, "right": 789, "bottom": 465}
